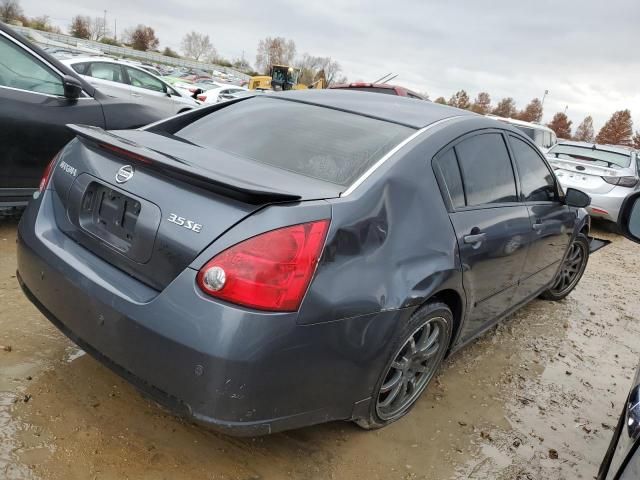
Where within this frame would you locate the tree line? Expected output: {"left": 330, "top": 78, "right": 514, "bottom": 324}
{"left": 1, "top": 0, "right": 345, "bottom": 83}
{"left": 433, "top": 89, "right": 640, "bottom": 149}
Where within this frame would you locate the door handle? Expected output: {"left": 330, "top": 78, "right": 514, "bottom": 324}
{"left": 532, "top": 221, "right": 543, "bottom": 231}
{"left": 131, "top": 93, "right": 141, "bottom": 98}
{"left": 463, "top": 233, "right": 487, "bottom": 244}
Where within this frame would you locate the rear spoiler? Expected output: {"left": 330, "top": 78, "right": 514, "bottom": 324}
{"left": 67, "top": 124, "right": 302, "bottom": 205}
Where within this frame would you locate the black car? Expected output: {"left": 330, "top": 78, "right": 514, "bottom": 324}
{"left": 0, "top": 23, "right": 167, "bottom": 208}
{"left": 17, "top": 90, "right": 591, "bottom": 435}
{"left": 599, "top": 194, "right": 640, "bottom": 479}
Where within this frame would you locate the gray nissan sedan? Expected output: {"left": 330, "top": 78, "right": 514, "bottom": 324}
{"left": 17, "top": 90, "right": 591, "bottom": 435}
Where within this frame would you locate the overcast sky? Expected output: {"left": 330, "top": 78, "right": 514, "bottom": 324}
{"left": 21, "top": 0, "right": 640, "bottom": 132}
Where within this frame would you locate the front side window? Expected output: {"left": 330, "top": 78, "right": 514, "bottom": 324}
{"left": 175, "top": 97, "right": 413, "bottom": 186}
{"left": 0, "top": 35, "right": 63, "bottom": 95}
{"left": 455, "top": 133, "right": 518, "bottom": 206}
{"left": 126, "top": 67, "right": 165, "bottom": 92}
{"left": 510, "top": 136, "right": 557, "bottom": 202}
{"left": 89, "top": 63, "right": 125, "bottom": 84}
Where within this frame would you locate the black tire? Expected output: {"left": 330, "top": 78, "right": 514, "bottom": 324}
{"left": 355, "top": 302, "right": 453, "bottom": 430}
{"left": 539, "top": 233, "right": 589, "bottom": 301}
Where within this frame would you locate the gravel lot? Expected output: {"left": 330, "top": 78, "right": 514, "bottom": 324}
{"left": 1, "top": 218, "right": 638, "bottom": 480}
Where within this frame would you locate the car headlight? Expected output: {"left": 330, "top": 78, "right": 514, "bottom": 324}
{"left": 602, "top": 176, "right": 639, "bottom": 188}
{"left": 627, "top": 385, "right": 640, "bottom": 439}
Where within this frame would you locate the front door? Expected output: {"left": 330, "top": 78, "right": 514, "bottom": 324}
{"left": 0, "top": 32, "right": 104, "bottom": 197}
{"left": 125, "top": 66, "right": 174, "bottom": 116}
{"left": 507, "top": 135, "right": 575, "bottom": 300}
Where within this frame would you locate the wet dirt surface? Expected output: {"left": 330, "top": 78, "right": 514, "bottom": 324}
{"left": 1, "top": 217, "right": 639, "bottom": 479}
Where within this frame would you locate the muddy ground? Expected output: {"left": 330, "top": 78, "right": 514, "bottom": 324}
{"left": 1, "top": 218, "right": 638, "bottom": 480}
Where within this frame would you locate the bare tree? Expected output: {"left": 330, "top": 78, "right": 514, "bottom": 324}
{"left": 448, "top": 90, "right": 471, "bottom": 110}
{"left": 491, "top": 97, "right": 517, "bottom": 118}
{"left": 573, "top": 116, "right": 595, "bottom": 142}
{"left": 517, "top": 98, "right": 543, "bottom": 122}
{"left": 633, "top": 131, "right": 640, "bottom": 150}
{"left": 470, "top": 92, "right": 491, "bottom": 114}
{"left": 85, "top": 16, "right": 110, "bottom": 41}
{"left": 255, "top": 37, "right": 296, "bottom": 74}
{"left": 596, "top": 110, "right": 633, "bottom": 146}
{"left": 0, "top": 0, "right": 22, "bottom": 23}
{"left": 181, "top": 31, "right": 214, "bottom": 61}
{"left": 70, "top": 15, "right": 91, "bottom": 39}
{"left": 296, "top": 53, "right": 343, "bottom": 86}
{"left": 434, "top": 97, "right": 447, "bottom": 105}
{"left": 547, "top": 112, "right": 573, "bottom": 139}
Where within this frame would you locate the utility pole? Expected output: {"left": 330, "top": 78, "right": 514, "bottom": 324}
{"left": 102, "top": 10, "right": 107, "bottom": 38}
{"left": 114, "top": 19, "right": 117, "bottom": 42}
{"left": 541, "top": 89, "right": 549, "bottom": 109}
{"left": 564, "top": 105, "right": 568, "bottom": 115}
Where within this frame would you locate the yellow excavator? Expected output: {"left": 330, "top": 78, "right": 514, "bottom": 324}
{"left": 249, "top": 65, "right": 326, "bottom": 91}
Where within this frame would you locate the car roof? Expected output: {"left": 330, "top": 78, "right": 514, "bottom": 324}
{"left": 554, "top": 140, "right": 635, "bottom": 156}
{"left": 272, "top": 89, "right": 475, "bottom": 129}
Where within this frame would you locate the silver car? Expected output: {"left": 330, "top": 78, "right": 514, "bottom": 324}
{"left": 547, "top": 141, "right": 639, "bottom": 223}
{"left": 61, "top": 57, "right": 199, "bottom": 116}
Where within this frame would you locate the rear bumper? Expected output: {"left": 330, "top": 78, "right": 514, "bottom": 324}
{"left": 16, "top": 192, "right": 402, "bottom": 435}
{"left": 559, "top": 182, "right": 633, "bottom": 222}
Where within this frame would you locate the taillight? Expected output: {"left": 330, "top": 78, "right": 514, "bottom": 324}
{"left": 39, "top": 152, "right": 60, "bottom": 192}
{"left": 602, "top": 176, "right": 638, "bottom": 188}
{"left": 197, "top": 94, "right": 206, "bottom": 101}
{"left": 197, "top": 220, "right": 330, "bottom": 311}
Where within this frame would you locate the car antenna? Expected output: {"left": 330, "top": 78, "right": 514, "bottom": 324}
{"left": 373, "top": 73, "right": 394, "bottom": 83}
{"left": 381, "top": 74, "right": 399, "bottom": 84}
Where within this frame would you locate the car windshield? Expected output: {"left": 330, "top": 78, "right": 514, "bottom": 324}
{"left": 175, "top": 97, "right": 414, "bottom": 186}
{"left": 548, "top": 144, "right": 631, "bottom": 168}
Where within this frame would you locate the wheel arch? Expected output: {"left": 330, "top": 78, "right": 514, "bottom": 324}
{"left": 420, "top": 287, "right": 465, "bottom": 354}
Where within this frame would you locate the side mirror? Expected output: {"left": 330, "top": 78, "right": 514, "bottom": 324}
{"left": 618, "top": 192, "right": 640, "bottom": 243}
{"left": 62, "top": 75, "right": 83, "bottom": 99}
{"left": 565, "top": 188, "right": 591, "bottom": 208}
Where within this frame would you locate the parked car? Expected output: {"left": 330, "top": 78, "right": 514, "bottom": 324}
{"left": 599, "top": 192, "right": 640, "bottom": 479}
{"left": 329, "top": 82, "right": 426, "bottom": 99}
{"left": 197, "top": 84, "right": 248, "bottom": 103}
{"left": 61, "top": 57, "right": 200, "bottom": 116}
{"left": 546, "top": 141, "right": 640, "bottom": 223}
{"left": 0, "top": 23, "right": 167, "bottom": 208}
{"left": 487, "top": 115, "right": 558, "bottom": 152}
{"left": 17, "top": 90, "right": 591, "bottom": 436}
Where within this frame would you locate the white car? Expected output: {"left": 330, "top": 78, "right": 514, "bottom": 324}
{"left": 61, "top": 57, "right": 200, "bottom": 116}
{"left": 197, "top": 85, "right": 248, "bottom": 104}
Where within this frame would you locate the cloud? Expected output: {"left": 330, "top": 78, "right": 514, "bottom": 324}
{"left": 21, "top": 0, "right": 640, "bottom": 131}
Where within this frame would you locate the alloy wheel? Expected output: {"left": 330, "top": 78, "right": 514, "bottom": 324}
{"left": 550, "top": 240, "right": 587, "bottom": 296}
{"left": 376, "top": 316, "right": 448, "bottom": 420}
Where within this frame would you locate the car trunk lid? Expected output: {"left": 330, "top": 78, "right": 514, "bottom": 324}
{"left": 50, "top": 125, "right": 340, "bottom": 291}
{"left": 547, "top": 156, "right": 629, "bottom": 194}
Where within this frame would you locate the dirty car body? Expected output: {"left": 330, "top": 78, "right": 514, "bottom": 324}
{"left": 17, "top": 90, "right": 589, "bottom": 435}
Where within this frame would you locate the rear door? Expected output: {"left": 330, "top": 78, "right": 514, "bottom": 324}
{"left": 84, "top": 61, "right": 131, "bottom": 99}
{"left": 0, "top": 30, "right": 104, "bottom": 197}
{"left": 508, "top": 135, "right": 574, "bottom": 300}
{"left": 124, "top": 66, "right": 174, "bottom": 116}
{"left": 434, "top": 132, "right": 532, "bottom": 340}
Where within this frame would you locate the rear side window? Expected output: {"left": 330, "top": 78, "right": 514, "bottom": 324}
{"left": 434, "top": 149, "right": 465, "bottom": 208}
{"left": 510, "top": 136, "right": 557, "bottom": 202}
{"left": 89, "top": 62, "right": 125, "bottom": 84}
{"left": 455, "top": 133, "right": 517, "bottom": 206}
{"left": 175, "top": 97, "right": 413, "bottom": 186}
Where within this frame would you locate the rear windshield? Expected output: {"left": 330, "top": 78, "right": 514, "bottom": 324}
{"left": 175, "top": 97, "right": 414, "bottom": 186}
{"left": 548, "top": 144, "right": 631, "bottom": 168}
